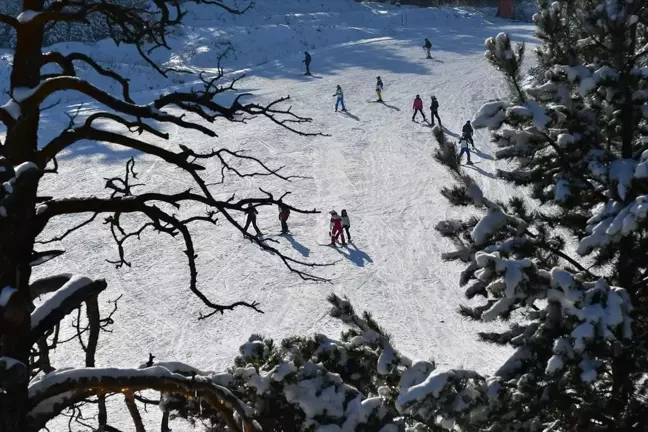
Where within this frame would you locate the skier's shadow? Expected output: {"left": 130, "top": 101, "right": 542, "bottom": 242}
{"left": 381, "top": 102, "right": 401, "bottom": 111}
{"left": 473, "top": 148, "right": 494, "bottom": 160}
{"left": 283, "top": 234, "right": 310, "bottom": 257}
{"left": 340, "top": 111, "right": 360, "bottom": 121}
{"left": 334, "top": 243, "right": 373, "bottom": 267}
{"left": 465, "top": 164, "right": 496, "bottom": 179}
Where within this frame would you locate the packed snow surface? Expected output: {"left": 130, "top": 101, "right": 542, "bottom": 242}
{"left": 0, "top": 0, "right": 536, "bottom": 429}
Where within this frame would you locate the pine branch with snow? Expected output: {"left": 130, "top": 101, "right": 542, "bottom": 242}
{"left": 432, "top": 0, "right": 648, "bottom": 428}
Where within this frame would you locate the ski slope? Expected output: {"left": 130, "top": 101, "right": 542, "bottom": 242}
{"left": 11, "top": 1, "right": 536, "bottom": 429}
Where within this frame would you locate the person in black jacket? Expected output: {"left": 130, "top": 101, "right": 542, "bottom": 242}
{"left": 243, "top": 204, "right": 262, "bottom": 236}
{"left": 424, "top": 38, "right": 432, "bottom": 58}
{"left": 303, "top": 51, "right": 312, "bottom": 76}
{"left": 430, "top": 96, "right": 441, "bottom": 126}
{"left": 462, "top": 120, "right": 475, "bottom": 148}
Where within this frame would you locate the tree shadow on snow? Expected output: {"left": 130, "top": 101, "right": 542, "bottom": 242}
{"left": 464, "top": 163, "right": 496, "bottom": 180}
{"left": 340, "top": 111, "right": 360, "bottom": 121}
{"left": 283, "top": 234, "right": 310, "bottom": 257}
{"left": 334, "top": 243, "right": 373, "bottom": 267}
{"left": 442, "top": 127, "right": 460, "bottom": 138}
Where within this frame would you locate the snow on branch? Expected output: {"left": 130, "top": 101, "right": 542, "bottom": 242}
{"left": 0, "top": 356, "right": 28, "bottom": 391}
{"left": 27, "top": 366, "right": 256, "bottom": 431}
{"left": 30, "top": 275, "right": 107, "bottom": 343}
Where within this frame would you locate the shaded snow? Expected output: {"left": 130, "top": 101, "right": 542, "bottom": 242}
{"left": 0, "top": 286, "right": 17, "bottom": 307}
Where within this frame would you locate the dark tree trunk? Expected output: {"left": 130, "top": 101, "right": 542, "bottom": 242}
{"left": 0, "top": 1, "right": 45, "bottom": 431}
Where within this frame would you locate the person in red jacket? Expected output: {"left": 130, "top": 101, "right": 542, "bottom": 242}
{"left": 329, "top": 210, "right": 345, "bottom": 246}
{"left": 412, "top": 95, "right": 426, "bottom": 122}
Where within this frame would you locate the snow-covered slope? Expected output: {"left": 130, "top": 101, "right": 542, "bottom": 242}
{"left": 5, "top": 0, "right": 536, "bottom": 429}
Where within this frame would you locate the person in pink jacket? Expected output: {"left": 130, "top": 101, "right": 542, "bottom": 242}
{"left": 412, "top": 94, "right": 426, "bottom": 122}
{"left": 329, "top": 210, "right": 346, "bottom": 246}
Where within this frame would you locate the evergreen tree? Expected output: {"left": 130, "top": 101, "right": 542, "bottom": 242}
{"left": 430, "top": 0, "right": 648, "bottom": 429}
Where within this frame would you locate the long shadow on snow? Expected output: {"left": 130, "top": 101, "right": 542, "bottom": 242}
{"left": 340, "top": 111, "right": 361, "bottom": 121}
{"left": 283, "top": 234, "right": 310, "bottom": 258}
{"left": 334, "top": 243, "right": 373, "bottom": 267}
{"left": 464, "top": 163, "right": 496, "bottom": 179}
{"left": 473, "top": 148, "right": 494, "bottom": 160}
{"left": 381, "top": 102, "right": 401, "bottom": 111}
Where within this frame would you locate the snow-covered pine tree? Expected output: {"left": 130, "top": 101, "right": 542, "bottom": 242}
{"left": 431, "top": 0, "right": 648, "bottom": 429}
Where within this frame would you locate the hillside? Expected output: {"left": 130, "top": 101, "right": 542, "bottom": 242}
{"left": 1, "top": 1, "right": 536, "bottom": 430}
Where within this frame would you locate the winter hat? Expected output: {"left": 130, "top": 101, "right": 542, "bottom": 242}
{"left": 416, "top": 94, "right": 420, "bottom": 98}
{"left": 330, "top": 210, "right": 338, "bottom": 215}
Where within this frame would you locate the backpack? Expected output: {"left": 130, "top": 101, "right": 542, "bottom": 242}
{"left": 431, "top": 99, "right": 439, "bottom": 110}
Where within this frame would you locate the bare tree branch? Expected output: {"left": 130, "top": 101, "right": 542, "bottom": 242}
{"left": 40, "top": 52, "right": 134, "bottom": 103}
{"left": 124, "top": 392, "right": 146, "bottom": 432}
{"left": 0, "top": 13, "right": 18, "bottom": 28}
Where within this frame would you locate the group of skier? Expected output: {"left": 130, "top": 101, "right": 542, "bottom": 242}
{"left": 243, "top": 203, "right": 292, "bottom": 237}
{"left": 411, "top": 94, "right": 441, "bottom": 125}
{"left": 242, "top": 202, "right": 353, "bottom": 247}
{"left": 242, "top": 40, "right": 476, "bottom": 243}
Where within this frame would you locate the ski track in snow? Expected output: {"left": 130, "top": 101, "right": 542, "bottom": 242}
{"left": 25, "top": 8, "right": 536, "bottom": 430}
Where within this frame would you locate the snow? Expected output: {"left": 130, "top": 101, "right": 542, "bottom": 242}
{"left": 29, "top": 366, "right": 197, "bottom": 397}
{"left": 1, "top": 100, "right": 20, "bottom": 119}
{"left": 472, "top": 101, "right": 507, "bottom": 130}
{"left": 341, "top": 396, "right": 382, "bottom": 431}
{"left": 0, "top": 356, "right": 24, "bottom": 371}
{"left": 609, "top": 159, "right": 637, "bottom": 200}
{"left": 0, "top": 286, "right": 17, "bottom": 307}
{"left": 30, "top": 275, "right": 94, "bottom": 329}
{"left": 377, "top": 345, "right": 394, "bottom": 375}
{"left": 16, "top": 10, "right": 41, "bottom": 24}
{"left": 0, "top": 1, "right": 541, "bottom": 429}
{"left": 396, "top": 369, "right": 450, "bottom": 410}
{"left": 14, "top": 161, "right": 37, "bottom": 178}
{"left": 556, "top": 133, "right": 574, "bottom": 146}
{"left": 554, "top": 175, "right": 570, "bottom": 202}
{"left": 571, "top": 323, "right": 594, "bottom": 353}
{"left": 472, "top": 208, "right": 508, "bottom": 245}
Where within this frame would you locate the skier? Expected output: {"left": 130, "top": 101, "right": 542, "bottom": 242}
{"left": 430, "top": 96, "right": 441, "bottom": 126}
{"left": 243, "top": 204, "right": 262, "bottom": 236}
{"left": 278, "top": 203, "right": 290, "bottom": 234}
{"left": 412, "top": 94, "right": 426, "bottom": 122}
{"left": 423, "top": 38, "right": 432, "bottom": 58}
{"left": 329, "top": 210, "right": 345, "bottom": 246}
{"left": 303, "top": 51, "right": 312, "bottom": 76}
{"left": 457, "top": 134, "right": 473, "bottom": 165}
{"left": 333, "top": 85, "right": 346, "bottom": 112}
{"left": 341, "top": 209, "right": 351, "bottom": 242}
{"left": 462, "top": 120, "right": 475, "bottom": 148}
{"left": 375, "top": 76, "right": 384, "bottom": 102}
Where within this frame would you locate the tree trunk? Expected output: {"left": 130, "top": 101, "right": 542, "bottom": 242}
{"left": 0, "top": 1, "right": 45, "bottom": 430}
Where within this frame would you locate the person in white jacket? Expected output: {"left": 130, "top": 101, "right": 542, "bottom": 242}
{"left": 341, "top": 209, "right": 351, "bottom": 242}
{"left": 333, "top": 85, "right": 346, "bottom": 112}
{"left": 457, "top": 134, "right": 473, "bottom": 165}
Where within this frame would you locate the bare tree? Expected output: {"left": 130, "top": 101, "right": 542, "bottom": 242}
{"left": 0, "top": 1, "right": 329, "bottom": 430}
